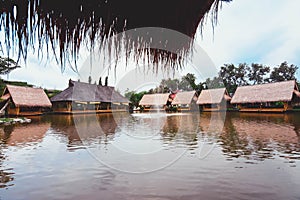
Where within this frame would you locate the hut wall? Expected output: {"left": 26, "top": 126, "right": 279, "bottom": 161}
{"left": 201, "top": 100, "right": 227, "bottom": 112}
{"left": 52, "top": 101, "right": 72, "bottom": 112}
{"left": 237, "top": 101, "right": 292, "bottom": 112}
{"left": 19, "top": 107, "right": 44, "bottom": 116}
{"left": 7, "top": 106, "right": 20, "bottom": 116}
{"left": 111, "top": 103, "right": 128, "bottom": 111}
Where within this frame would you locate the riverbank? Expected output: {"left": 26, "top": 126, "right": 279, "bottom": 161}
{"left": 0, "top": 117, "right": 31, "bottom": 126}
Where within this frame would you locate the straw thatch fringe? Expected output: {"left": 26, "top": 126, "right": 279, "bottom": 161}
{"left": 0, "top": 0, "right": 231, "bottom": 70}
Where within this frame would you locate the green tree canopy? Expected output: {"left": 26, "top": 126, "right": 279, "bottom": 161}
{"left": 247, "top": 63, "right": 270, "bottom": 84}
{"left": 270, "top": 62, "right": 298, "bottom": 82}
{"left": 0, "top": 56, "right": 20, "bottom": 75}
{"left": 125, "top": 90, "right": 148, "bottom": 108}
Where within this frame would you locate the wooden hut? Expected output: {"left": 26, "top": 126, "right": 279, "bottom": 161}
{"left": 230, "top": 80, "right": 300, "bottom": 112}
{"left": 0, "top": 85, "right": 52, "bottom": 116}
{"left": 139, "top": 93, "right": 170, "bottom": 111}
{"left": 171, "top": 91, "right": 198, "bottom": 111}
{"left": 50, "top": 80, "right": 129, "bottom": 114}
{"left": 197, "top": 88, "right": 231, "bottom": 111}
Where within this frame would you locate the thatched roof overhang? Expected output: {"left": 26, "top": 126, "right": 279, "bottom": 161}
{"left": 2, "top": 85, "right": 52, "bottom": 107}
{"left": 0, "top": 0, "right": 231, "bottom": 67}
{"left": 171, "top": 91, "right": 197, "bottom": 105}
{"left": 231, "top": 80, "right": 298, "bottom": 104}
{"left": 197, "top": 88, "right": 230, "bottom": 104}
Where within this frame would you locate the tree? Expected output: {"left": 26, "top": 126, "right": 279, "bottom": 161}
{"left": 219, "top": 64, "right": 238, "bottom": 94}
{"left": 247, "top": 63, "right": 270, "bottom": 84}
{"left": 160, "top": 78, "right": 180, "bottom": 92}
{"left": 125, "top": 90, "right": 148, "bottom": 108}
{"left": 88, "top": 76, "right": 92, "bottom": 84}
{"left": 0, "top": 56, "right": 20, "bottom": 75}
{"left": 270, "top": 62, "right": 298, "bottom": 82}
{"left": 235, "top": 63, "right": 249, "bottom": 86}
{"left": 179, "top": 73, "right": 197, "bottom": 91}
{"left": 205, "top": 77, "right": 224, "bottom": 89}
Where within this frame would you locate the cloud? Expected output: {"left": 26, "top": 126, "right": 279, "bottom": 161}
{"left": 7, "top": 55, "right": 78, "bottom": 90}
{"left": 199, "top": 0, "right": 300, "bottom": 73}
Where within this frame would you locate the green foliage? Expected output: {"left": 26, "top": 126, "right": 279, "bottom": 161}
{"left": 205, "top": 77, "right": 224, "bottom": 89}
{"left": 0, "top": 56, "right": 20, "bottom": 75}
{"left": 247, "top": 63, "right": 270, "bottom": 84}
{"left": 44, "top": 89, "right": 61, "bottom": 98}
{"left": 269, "top": 61, "right": 298, "bottom": 82}
{"left": 125, "top": 90, "right": 148, "bottom": 108}
{"left": 153, "top": 73, "right": 204, "bottom": 94}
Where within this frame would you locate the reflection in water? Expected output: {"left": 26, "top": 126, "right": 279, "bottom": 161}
{"left": 220, "top": 113, "right": 300, "bottom": 163}
{"left": 0, "top": 121, "right": 50, "bottom": 188}
{"left": 0, "top": 112, "right": 299, "bottom": 199}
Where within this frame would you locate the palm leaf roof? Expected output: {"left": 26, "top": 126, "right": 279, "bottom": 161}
{"left": 0, "top": 0, "right": 231, "bottom": 68}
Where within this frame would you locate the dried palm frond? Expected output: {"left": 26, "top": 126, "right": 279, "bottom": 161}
{"left": 0, "top": 0, "right": 231, "bottom": 70}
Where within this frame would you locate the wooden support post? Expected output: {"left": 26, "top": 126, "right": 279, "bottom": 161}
{"left": 67, "top": 102, "right": 72, "bottom": 112}
{"left": 16, "top": 106, "right": 20, "bottom": 116}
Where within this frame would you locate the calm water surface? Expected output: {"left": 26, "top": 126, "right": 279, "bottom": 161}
{"left": 0, "top": 112, "right": 300, "bottom": 200}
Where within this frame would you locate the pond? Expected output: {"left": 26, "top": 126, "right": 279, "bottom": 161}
{"left": 1, "top": 112, "right": 300, "bottom": 200}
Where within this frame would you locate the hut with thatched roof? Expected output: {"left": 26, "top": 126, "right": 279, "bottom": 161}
{"left": 171, "top": 91, "right": 198, "bottom": 111}
{"left": 0, "top": 85, "right": 52, "bottom": 116}
{"left": 0, "top": 0, "right": 231, "bottom": 68}
{"left": 139, "top": 93, "right": 170, "bottom": 111}
{"left": 50, "top": 80, "right": 129, "bottom": 114}
{"left": 197, "top": 88, "right": 231, "bottom": 111}
{"left": 230, "top": 80, "right": 300, "bottom": 112}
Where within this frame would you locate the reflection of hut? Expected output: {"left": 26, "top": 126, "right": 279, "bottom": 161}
{"left": 139, "top": 93, "right": 169, "bottom": 111}
{"left": 171, "top": 91, "right": 198, "bottom": 111}
{"left": 0, "top": 123, "right": 50, "bottom": 146}
{"left": 198, "top": 112, "right": 226, "bottom": 133}
{"left": 231, "top": 80, "right": 300, "bottom": 112}
{"left": 50, "top": 80, "right": 129, "bottom": 114}
{"left": 230, "top": 116, "right": 299, "bottom": 153}
{"left": 197, "top": 88, "right": 231, "bottom": 111}
{"left": 49, "top": 113, "right": 126, "bottom": 147}
{"left": 0, "top": 85, "right": 52, "bottom": 116}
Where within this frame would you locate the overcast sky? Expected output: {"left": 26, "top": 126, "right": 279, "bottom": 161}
{"left": 4, "top": 0, "right": 300, "bottom": 91}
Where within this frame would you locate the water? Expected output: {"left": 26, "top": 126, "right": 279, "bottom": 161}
{"left": 0, "top": 112, "right": 300, "bottom": 200}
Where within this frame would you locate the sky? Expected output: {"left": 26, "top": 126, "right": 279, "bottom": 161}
{"left": 3, "top": 0, "right": 300, "bottom": 92}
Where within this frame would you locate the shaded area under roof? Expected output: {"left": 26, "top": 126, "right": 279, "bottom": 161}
{"left": 231, "top": 80, "right": 298, "bottom": 104}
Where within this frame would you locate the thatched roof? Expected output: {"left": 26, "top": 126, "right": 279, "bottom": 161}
{"left": 231, "top": 80, "right": 299, "bottom": 104}
{"left": 139, "top": 93, "right": 169, "bottom": 106}
{"left": 197, "top": 88, "right": 230, "bottom": 104}
{"left": 51, "top": 80, "right": 129, "bottom": 103}
{"left": 171, "top": 91, "right": 197, "bottom": 105}
{"left": 2, "top": 85, "right": 52, "bottom": 107}
{"left": 0, "top": 0, "right": 231, "bottom": 67}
